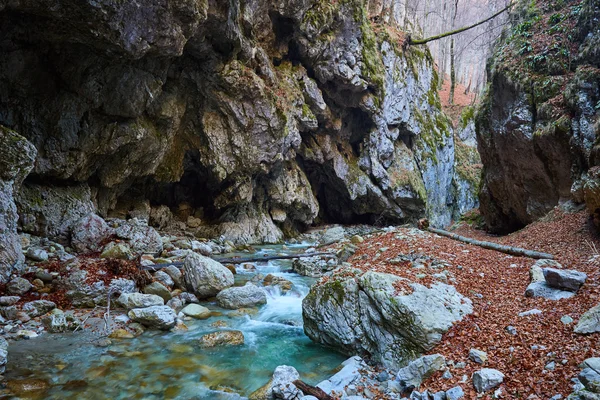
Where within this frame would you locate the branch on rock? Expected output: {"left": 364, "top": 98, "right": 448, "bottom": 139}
{"left": 427, "top": 227, "right": 554, "bottom": 259}
{"left": 141, "top": 252, "right": 336, "bottom": 271}
{"left": 292, "top": 380, "right": 333, "bottom": 400}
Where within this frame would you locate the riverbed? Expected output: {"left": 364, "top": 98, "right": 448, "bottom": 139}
{"left": 3, "top": 243, "right": 345, "bottom": 399}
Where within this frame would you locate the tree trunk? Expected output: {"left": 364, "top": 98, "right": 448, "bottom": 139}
{"left": 292, "top": 380, "right": 333, "bottom": 400}
{"left": 449, "top": 37, "right": 455, "bottom": 104}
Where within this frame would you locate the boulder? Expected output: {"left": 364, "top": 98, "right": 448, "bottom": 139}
{"left": 180, "top": 304, "right": 211, "bottom": 319}
{"left": 128, "top": 306, "right": 177, "bottom": 330}
{"left": 263, "top": 274, "right": 293, "bottom": 293}
{"left": 42, "top": 309, "right": 79, "bottom": 333}
{"left": 472, "top": 368, "right": 504, "bottom": 393}
{"left": 250, "top": 365, "right": 301, "bottom": 400}
{"left": 579, "top": 368, "right": 600, "bottom": 393}
{"left": 198, "top": 330, "right": 244, "bottom": 348}
{"left": 469, "top": 348, "right": 488, "bottom": 364}
{"left": 396, "top": 354, "right": 446, "bottom": 392}
{"left": 59, "top": 269, "right": 135, "bottom": 307}
{"left": 149, "top": 205, "right": 173, "bottom": 229}
{"left": 7, "top": 278, "right": 32, "bottom": 295}
{"left": 153, "top": 271, "right": 174, "bottom": 289}
{"left": 543, "top": 267, "right": 587, "bottom": 292}
{"left": 115, "top": 219, "right": 163, "bottom": 255}
{"left": 216, "top": 283, "right": 267, "bottom": 309}
{"left": 0, "top": 296, "right": 20, "bottom": 306}
{"left": 71, "top": 214, "right": 112, "bottom": 253}
{"left": 292, "top": 256, "right": 334, "bottom": 277}
{"left": 525, "top": 281, "right": 575, "bottom": 300}
{"left": 117, "top": 293, "right": 164, "bottom": 310}
{"left": 182, "top": 253, "right": 234, "bottom": 299}
{"left": 575, "top": 304, "right": 600, "bottom": 334}
{"left": 22, "top": 300, "right": 56, "bottom": 317}
{"left": 446, "top": 386, "right": 465, "bottom": 400}
{"left": 319, "top": 226, "right": 345, "bottom": 246}
{"left": 143, "top": 282, "right": 172, "bottom": 302}
{"left": 26, "top": 247, "right": 48, "bottom": 262}
{"left": 164, "top": 265, "right": 183, "bottom": 288}
{"left": 317, "top": 356, "right": 363, "bottom": 395}
{"left": 303, "top": 271, "right": 472, "bottom": 369}
{"left": 100, "top": 242, "right": 135, "bottom": 260}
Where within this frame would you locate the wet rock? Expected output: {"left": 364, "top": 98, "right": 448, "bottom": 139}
{"left": 250, "top": 365, "right": 301, "bottom": 400}
{"left": 472, "top": 368, "right": 504, "bottom": 393}
{"left": 217, "top": 283, "right": 267, "bottom": 309}
{"left": 543, "top": 268, "right": 587, "bottom": 292}
{"left": 143, "top": 282, "right": 172, "bottom": 302}
{"left": 319, "top": 226, "right": 345, "bottom": 246}
{"left": 263, "top": 274, "right": 293, "bottom": 292}
{"left": 101, "top": 242, "right": 135, "bottom": 260}
{"left": 128, "top": 306, "right": 177, "bottom": 330}
{"left": 469, "top": 348, "right": 488, "bottom": 364}
{"left": 16, "top": 329, "right": 38, "bottom": 339}
{"left": 6, "top": 379, "right": 50, "bottom": 396}
{"left": 117, "top": 293, "right": 164, "bottom": 310}
{"left": 180, "top": 304, "right": 211, "bottom": 319}
{"left": 115, "top": 219, "right": 163, "bottom": 255}
{"left": 71, "top": 214, "right": 112, "bottom": 253}
{"left": 26, "top": 247, "right": 48, "bottom": 261}
{"left": 303, "top": 271, "right": 472, "bottom": 369}
{"left": 153, "top": 271, "right": 174, "bottom": 289}
{"left": 182, "top": 253, "right": 234, "bottom": 299}
{"left": 0, "top": 336, "right": 7, "bottom": 373}
{"left": 22, "top": 300, "right": 56, "bottom": 317}
{"left": 396, "top": 354, "right": 446, "bottom": 392}
{"left": 575, "top": 304, "right": 600, "bottom": 334}
{"left": 7, "top": 277, "right": 33, "bottom": 295}
{"left": 317, "top": 356, "right": 363, "bottom": 395}
{"left": 198, "top": 330, "right": 244, "bottom": 348}
{"left": 109, "top": 329, "right": 135, "bottom": 339}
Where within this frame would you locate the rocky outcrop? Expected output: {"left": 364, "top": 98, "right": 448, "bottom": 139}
{"left": 476, "top": 0, "right": 600, "bottom": 232}
{"left": 0, "top": 0, "right": 475, "bottom": 245}
{"left": 302, "top": 270, "right": 472, "bottom": 369}
{"left": 0, "top": 126, "right": 37, "bottom": 283}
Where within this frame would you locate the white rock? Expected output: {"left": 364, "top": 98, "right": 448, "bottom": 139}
{"left": 472, "top": 368, "right": 504, "bottom": 393}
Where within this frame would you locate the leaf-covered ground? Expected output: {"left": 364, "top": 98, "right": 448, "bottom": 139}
{"left": 346, "top": 209, "right": 599, "bottom": 398}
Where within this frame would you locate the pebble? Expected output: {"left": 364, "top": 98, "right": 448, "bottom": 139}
{"left": 506, "top": 326, "right": 517, "bottom": 335}
{"left": 545, "top": 361, "right": 556, "bottom": 371}
{"left": 561, "top": 315, "right": 574, "bottom": 325}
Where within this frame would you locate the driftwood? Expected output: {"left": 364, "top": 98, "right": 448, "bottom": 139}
{"left": 427, "top": 227, "right": 554, "bottom": 260}
{"left": 141, "top": 252, "right": 335, "bottom": 271}
{"left": 292, "top": 380, "right": 333, "bottom": 400}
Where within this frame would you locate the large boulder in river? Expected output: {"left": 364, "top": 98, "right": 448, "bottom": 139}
{"left": 0, "top": 126, "right": 36, "bottom": 283}
{"left": 182, "top": 253, "right": 234, "bottom": 299}
{"left": 128, "top": 305, "right": 177, "bottom": 330}
{"left": 216, "top": 283, "right": 267, "bottom": 309}
{"left": 302, "top": 270, "right": 473, "bottom": 369}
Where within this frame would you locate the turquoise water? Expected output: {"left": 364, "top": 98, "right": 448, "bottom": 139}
{"left": 3, "top": 244, "right": 346, "bottom": 399}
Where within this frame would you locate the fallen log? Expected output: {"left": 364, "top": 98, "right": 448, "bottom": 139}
{"left": 141, "top": 252, "right": 335, "bottom": 271}
{"left": 292, "top": 380, "right": 333, "bottom": 400}
{"left": 427, "top": 227, "right": 554, "bottom": 259}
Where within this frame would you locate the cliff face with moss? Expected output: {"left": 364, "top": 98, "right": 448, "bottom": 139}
{"left": 477, "top": 0, "right": 600, "bottom": 232}
{"left": 0, "top": 0, "right": 475, "bottom": 246}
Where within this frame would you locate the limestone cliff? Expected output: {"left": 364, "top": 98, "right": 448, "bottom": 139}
{"left": 0, "top": 0, "right": 475, "bottom": 245}
{"left": 477, "top": 0, "right": 600, "bottom": 232}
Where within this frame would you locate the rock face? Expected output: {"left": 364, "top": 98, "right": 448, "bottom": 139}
{"left": 0, "top": 127, "right": 37, "bottom": 282}
{"left": 476, "top": 0, "right": 600, "bottom": 232}
{"left": 302, "top": 270, "right": 472, "bottom": 369}
{"left": 0, "top": 0, "right": 477, "bottom": 245}
{"left": 183, "top": 253, "right": 234, "bottom": 299}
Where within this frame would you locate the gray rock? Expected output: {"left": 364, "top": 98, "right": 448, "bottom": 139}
{"left": 0, "top": 336, "right": 7, "bottom": 373}
{"left": 446, "top": 386, "right": 464, "bottom": 400}
{"left": 582, "top": 358, "right": 600, "bottom": 373}
{"left": 143, "top": 282, "right": 172, "bottom": 302}
{"left": 468, "top": 348, "right": 488, "bottom": 364}
{"left": 71, "top": 214, "right": 113, "bottom": 253}
{"left": 271, "top": 365, "right": 302, "bottom": 399}
{"left": 153, "top": 271, "right": 174, "bottom": 289}
{"left": 575, "top": 304, "right": 600, "bottom": 334}
{"left": 396, "top": 354, "right": 446, "bottom": 391}
{"left": 562, "top": 315, "right": 574, "bottom": 325}
{"left": 180, "top": 304, "right": 211, "bottom": 319}
{"left": 100, "top": 242, "right": 135, "bottom": 260}
{"left": 519, "top": 309, "right": 542, "bottom": 317}
{"left": 7, "top": 278, "right": 32, "bottom": 295}
{"left": 0, "top": 296, "right": 20, "bottom": 306}
{"left": 42, "top": 309, "right": 79, "bottom": 333}
{"left": 182, "top": 253, "right": 234, "bottom": 299}
{"left": 472, "top": 368, "right": 504, "bottom": 393}
{"left": 115, "top": 219, "right": 163, "bottom": 255}
{"left": 108, "top": 278, "right": 137, "bottom": 296}
{"left": 167, "top": 297, "right": 184, "bottom": 311}
{"left": 543, "top": 268, "right": 587, "bottom": 292}
{"left": 117, "top": 293, "right": 164, "bottom": 309}
{"left": 164, "top": 265, "right": 183, "bottom": 288}
{"left": 317, "top": 356, "right": 363, "bottom": 395}
{"left": 178, "top": 292, "right": 200, "bottom": 304}
{"left": 22, "top": 300, "right": 56, "bottom": 317}
{"left": 26, "top": 247, "right": 48, "bottom": 262}
{"left": 303, "top": 271, "right": 472, "bottom": 369}
{"left": 292, "top": 256, "right": 333, "bottom": 277}
{"left": 217, "top": 283, "right": 267, "bottom": 309}
{"left": 525, "top": 281, "right": 575, "bottom": 300}
{"left": 128, "top": 306, "right": 177, "bottom": 330}
{"left": 192, "top": 241, "right": 213, "bottom": 256}
{"left": 59, "top": 269, "right": 108, "bottom": 307}
{"left": 579, "top": 368, "right": 600, "bottom": 393}
{"left": 320, "top": 226, "right": 345, "bottom": 246}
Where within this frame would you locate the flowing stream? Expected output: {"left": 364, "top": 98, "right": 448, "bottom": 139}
{"left": 4, "top": 243, "right": 345, "bottom": 399}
